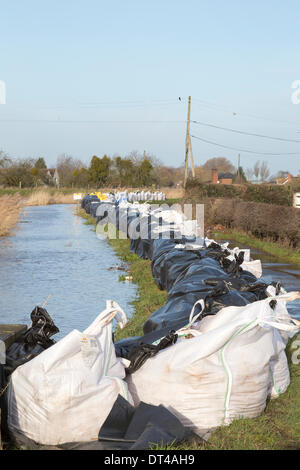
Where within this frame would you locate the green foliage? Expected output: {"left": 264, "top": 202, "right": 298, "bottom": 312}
{"left": 35, "top": 157, "right": 47, "bottom": 169}
{"left": 88, "top": 155, "right": 111, "bottom": 186}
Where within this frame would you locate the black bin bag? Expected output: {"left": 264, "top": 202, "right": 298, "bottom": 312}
{"left": 5, "top": 306, "right": 59, "bottom": 374}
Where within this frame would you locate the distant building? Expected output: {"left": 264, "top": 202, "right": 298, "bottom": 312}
{"left": 46, "top": 168, "right": 60, "bottom": 187}
{"left": 276, "top": 172, "right": 293, "bottom": 185}
{"left": 211, "top": 169, "right": 233, "bottom": 185}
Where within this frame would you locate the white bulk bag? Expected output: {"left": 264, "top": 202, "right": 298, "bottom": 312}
{"left": 126, "top": 293, "right": 300, "bottom": 434}
{"left": 8, "top": 301, "right": 132, "bottom": 446}
{"left": 241, "top": 259, "right": 262, "bottom": 278}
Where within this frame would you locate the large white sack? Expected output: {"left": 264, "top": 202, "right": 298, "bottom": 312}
{"left": 241, "top": 259, "right": 262, "bottom": 278}
{"left": 126, "top": 293, "right": 300, "bottom": 434}
{"left": 8, "top": 301, "right": 132, "bottom": 446}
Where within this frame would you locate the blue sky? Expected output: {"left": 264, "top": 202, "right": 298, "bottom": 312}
{"left": 0, "top": 0, "right": 300, "bottom": 176}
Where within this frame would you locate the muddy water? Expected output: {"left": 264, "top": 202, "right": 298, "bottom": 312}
{"left": 0, "top": 204, "right": 137, "bottom": 339}
{"left": 225, "top": 239, "right": 300, "bottom": 320}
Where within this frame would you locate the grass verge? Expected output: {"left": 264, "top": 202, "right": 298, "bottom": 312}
{"left": 77, "top": 208, "right": 300, "bottom": 450}
{"left": 0, "top": 194, "right": 22, "bottom": 237}
{"left": 212, "top": 229, "right": 300, "bottom": 267}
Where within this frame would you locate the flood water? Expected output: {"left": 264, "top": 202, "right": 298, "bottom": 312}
{"left": 0, "top": 204, "right": 137, "bottom": 339}
{"left": 225, "top": 239, "right": 300, "bottom": 320}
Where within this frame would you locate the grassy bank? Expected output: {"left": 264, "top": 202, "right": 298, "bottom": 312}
{"left": 212, "top": 229, "right": 300, "bottom": 267}
{"left": 77, "top": 208, "right": 300, "bottom": 450}
{"left": 0, "top": 194, "right": 22, "bottom": 237}
{"left": 25, "top": 189, "right": 75, "bottom": 206}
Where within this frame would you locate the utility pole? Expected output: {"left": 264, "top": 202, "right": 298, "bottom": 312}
{"left": 184, "top": 96, "right": 192, "bottom": 188}
{"left": 189, "top": 135, "right": 195, "bottom": 178}
{"left": 237, "top": 153, "right": 240, "bottom": 182}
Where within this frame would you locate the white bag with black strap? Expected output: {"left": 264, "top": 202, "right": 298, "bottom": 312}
{"left": 126, "top": 292, "right": 300, "bottom": 434}
{"left": 8, "top": 301, "right": 132, "bottom": 445}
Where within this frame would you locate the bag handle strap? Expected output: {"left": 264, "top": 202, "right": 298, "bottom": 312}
{"left": 84, "top": 300, "right": 127, "bottom": 335}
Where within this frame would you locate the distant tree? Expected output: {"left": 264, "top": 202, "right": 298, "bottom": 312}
{"left": 57, "top": 154, "right": 86, "bottom": 187}
{"left": 259, "top": 161, "right": 270, "bottom": 182}
{"left": 2, "top": 158, "right": 36, "bottom": 187}
{"left": 35, "top": 157, "right": 47, "bottom": 169}
{"left": 234, "top": 166, "right": 247, "bottom": 183}
{"left": 201, "top": 157, "right": 236, "bottom": 174}
{"left": 114, "top": 156, "right": 135, "bottom": 186}
{"left": 0, "top": 150, "right": 11, "bottom": 168}
{"left": 88, "top": 155, "right": 111, "bottom": 186}
{"left": 194, "top": 166, "right": 212, "bottom": 183}
{"left": 245, "top": 167, "right": 254, "bottom": 182}
{"left": 73, "top": 167, "right": 89, "bottom": 187}
{"left": 253, "top": 161, "right": 260, "bottom": 181}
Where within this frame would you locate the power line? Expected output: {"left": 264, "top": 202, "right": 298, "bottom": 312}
{"left": 192, "top": 97, "right": 300, "bottom": 127}
{"left": 191, "top": 120, "right": 300, "bottom": 143}
{"left": 190, "top": 134, "right": 300, "bottom": 156}
{"left": 0, "top": 119, "right": 186, "bottom": 123}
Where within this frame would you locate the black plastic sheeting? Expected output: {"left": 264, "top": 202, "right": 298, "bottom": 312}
{"left": 96, "top": 394, "right": 195, "bottom": 450}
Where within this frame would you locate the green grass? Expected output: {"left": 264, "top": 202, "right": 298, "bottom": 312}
{"left": 213, "top": 229, "right": 300, "bottom": 267}
{"left": 0, "top": 187, "right": 81, "bottom": 197}
{"left": 76, "top": 208, "right": 300, "bottom": 450}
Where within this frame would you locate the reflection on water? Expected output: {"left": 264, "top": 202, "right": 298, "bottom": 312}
{"left": 225, "top": 240, "right": 300, "bottom": 320}
{"left": 0, "top": 204, "right": 137, "bottom": 339}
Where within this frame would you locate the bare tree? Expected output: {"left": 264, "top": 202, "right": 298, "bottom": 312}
{"left": 201, "top": 157, "right": 235, "bottom": 173}
{"left": 259, "top": 161, "right": 270, "bottom": 182}
{"left": 245, "top": 167, "right": 254, "bottom": 182}
{"left": 253, "top": 161, "right": 260, "bottom": 181}
{"left": 0, "top": 150, "right": 11, "bottom": 168}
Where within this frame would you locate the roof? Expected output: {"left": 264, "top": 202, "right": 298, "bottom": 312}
{"left": 218, "top": 172, "right": 233, "bottom": 179}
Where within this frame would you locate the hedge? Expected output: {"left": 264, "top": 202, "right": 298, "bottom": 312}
{"left": 183, "top": 195, "right": 300, "bottom": 249}
{"left": 185, "top": 179, "right": 300, "bottom": 206}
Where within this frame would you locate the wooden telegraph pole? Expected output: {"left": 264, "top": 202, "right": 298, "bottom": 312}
{"left": 237, "top": 153, "right": 241, "bottom": 182}
{"left": 184, "top": 96, "right": 195, "bottom": 188}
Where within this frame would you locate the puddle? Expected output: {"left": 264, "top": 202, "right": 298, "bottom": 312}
{"left": 222, "top": 239, "right": 300, "bottom": 320}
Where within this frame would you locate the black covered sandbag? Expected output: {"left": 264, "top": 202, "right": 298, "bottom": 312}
{"left": 5, "top": 306, "right": 59, "bottom": 374}
{"left": 142, "top": 293, "right": 206, "bottom": 333}
{"left": 89, "top": 201, "right": 101, "bottom": 218}
{"left": 151, "top": 248, "right": 201, "bottom": 291}
{"left": 142, "top": 283, "right": 258, "bottom": 334}
{"left": 85, "top": 195, "right": 100, "bottom": 214}
{"left": 129, "top": 238, "right": 152, "bottom": 259}
{"left": 115, "top": 325, "right": 178, "bottom": 360}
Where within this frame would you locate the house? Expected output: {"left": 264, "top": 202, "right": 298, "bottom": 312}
{"left": 211, "top": 169, "right": 233, "bottom": 185}
{"left": 46, "top": 168, "right": 60, "bottom": 187}
{"left": 276, "top": 172, "right": 293, "bottom": 185}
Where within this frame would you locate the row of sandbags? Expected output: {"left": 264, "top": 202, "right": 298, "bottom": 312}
{"left": 81, "top": 198, "right": 300, "bottom": 434}
{"left": 81, "top": 191, "right": 166, "bottom": 215}
{"left": 87, "top": 199, "right": 275, "bottom": 338}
